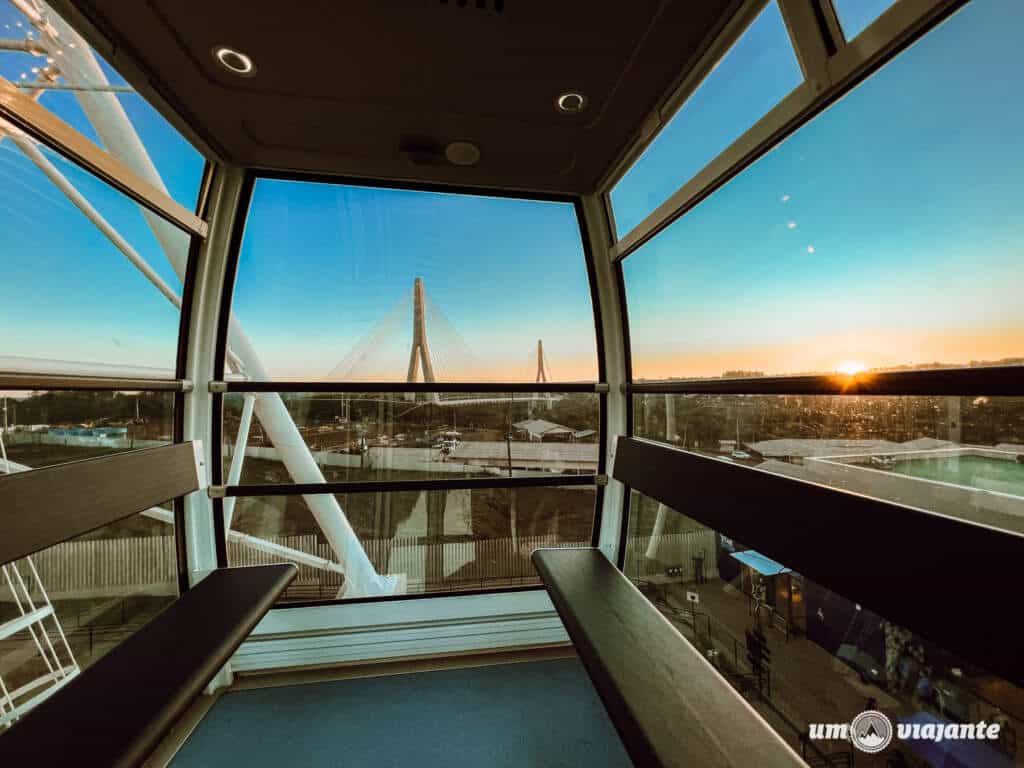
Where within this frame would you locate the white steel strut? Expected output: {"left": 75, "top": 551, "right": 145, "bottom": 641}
{"left": 8, "top": 0, "right": 396, "bottom": 596}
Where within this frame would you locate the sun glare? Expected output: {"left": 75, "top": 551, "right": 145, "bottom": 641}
{"left": 837, "top": 361, "right": 867, "bottom": 376}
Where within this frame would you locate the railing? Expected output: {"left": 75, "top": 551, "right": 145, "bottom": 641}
{"left": 623, "top": 528, "right": 719, "bottom": 582}
{"left": 4, "top": 531, "right": 716, "bottom": 603}
{"left": 641, "top": 588, "right": 850, "bottom": 768}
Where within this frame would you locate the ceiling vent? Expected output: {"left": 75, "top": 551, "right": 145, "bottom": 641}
{"left": 438, "top": 0, "right": 505, "bottom": 14}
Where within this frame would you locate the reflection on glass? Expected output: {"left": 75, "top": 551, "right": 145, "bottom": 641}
{"left": 0, "top": 137, "right": 188, "bottom": 375}
{"left": 233, "top": 180, "right": 598, "bottom": 382}
{"left": 0, "top": 1, "right": 205, "bottom": 210}
{"left": 625, "top": 491, "right": 1023, "bottom": 766}
{"left": 610, "top": 1, "right": 802, "bottom": 236}
{"left": 623, "top": 0, "right": 1023, "bottom": 380}
{"left": 634, "top": 394, "right": 1024, "bottom": 535}
{"left": 0, "top": 514, "right": 177, "bottom": 717}
{"left": 0, "top": 390, "right": 177, "bottom": 726}
{"left": 222, "top": 392, "right": 600, "bottom": 484}
{"left": 0, "top": 390, "right": 173, "bottom": 472}
{"left": 228, "top": 487, "right": 596, "bottom": 603}
{"left": 833, "top": 0, "right": 899, "bottom": 41}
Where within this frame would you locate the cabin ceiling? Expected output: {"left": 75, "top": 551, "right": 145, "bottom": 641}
{"left": 69, "top": 0, "right": 739, "bottom": 194}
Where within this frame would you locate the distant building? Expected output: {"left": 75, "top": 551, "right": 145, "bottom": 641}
{"left": 513, "top": 418, "right": 592, "bottom": 443}
{"left": 449, "top": 441, "right": 598, "bottom": 473}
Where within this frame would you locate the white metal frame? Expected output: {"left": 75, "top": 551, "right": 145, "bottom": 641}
{"left": 0, "top": 75, "right": 206, "bottom": 238}
{"left": 581, "top": 195, "right": 629, "bottom": 564}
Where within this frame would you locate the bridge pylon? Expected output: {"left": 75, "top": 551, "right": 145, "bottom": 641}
{"left": 533, "top": 338, "right": 553, "bottom": 413}
{"left": 406, "top": 277, "right": 439, "bottom": 402}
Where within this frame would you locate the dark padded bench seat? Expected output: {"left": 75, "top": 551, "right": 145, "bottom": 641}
{"left": 0, "top": 563, "right": 296, "bottom": 767}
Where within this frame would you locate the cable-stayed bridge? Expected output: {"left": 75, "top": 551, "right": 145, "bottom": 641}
{"left": 325, "top": 277, "right": 558, "bottom": 407}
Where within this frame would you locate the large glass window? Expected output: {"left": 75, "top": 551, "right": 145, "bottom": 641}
{"left": 0, "top": 140, "right": 188, "bottom": 375}
{"left": 222, "top": 392, "right": 599, "bottom": 485}
{"left": 1, "top": 389, "right": 173, "bottom": 471}
{"left": 0, "top": 0, "right": 205, "bottom": 210}
{"left": 634, "top": 393, "right": 1024, "bottom": 535}
{"left": 1, "top": 390, "right": 177, "bottom": 725}
{"left": 610, "top": 1, "right": 802, "bottom": 236}
{"left": 623, "top": 0, "right": 1023, "bottom": 381}
{"left": 226, "top": 179, "right": 603, "bottom": 603}
{"left": 625, "top": 491, "right": 1023, "bottom": 766}
{"left": 227, "top": 487, "right": 596, "bottom": 603}
{"left": 231, "top": 180, "right": 599, "bottom": 382}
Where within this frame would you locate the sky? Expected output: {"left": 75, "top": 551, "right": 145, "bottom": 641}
{"left": 1, "top": 0, "right": 1021, "bottom": 384}
{"left": 622, "top": 0, "right": 1024, "bottom": 379}
{"left": 235, "top": 182, "right": 599, "bottom": 381}
{"left": 0, "top": 0, "right": 204, "bottom": 374}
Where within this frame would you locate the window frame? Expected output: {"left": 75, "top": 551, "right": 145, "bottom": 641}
{"left": 602, "top": 0, "right": 964, "bottom": 261}
{"left": 0, "top": 129, "right": 212, "bottom": 598}
{"left": 209, "top": 168, "right": 612, "bottom": 606}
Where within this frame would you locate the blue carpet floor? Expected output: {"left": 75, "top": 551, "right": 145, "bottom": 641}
{"left": 172, "top": 658, "right": 632, "bottom": 767}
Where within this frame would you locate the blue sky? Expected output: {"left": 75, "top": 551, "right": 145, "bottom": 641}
{"left": 611, "top": 2, "right": 803, "bottom": 236}
{"left": 236, "top": 183, "right": 599, "bottom": 380}
{"left": 0, "top": 1, "right": 204, "bottom": 373}
{"left": 623, "top": 0, "right": 1024, "bottom": 378}
{"left": 2, "top": 0, "right": 1020, "bottom": 383}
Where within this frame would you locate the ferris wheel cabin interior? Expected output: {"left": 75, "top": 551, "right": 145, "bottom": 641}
{"left": 1, "top": 0, "right": 1023, "bottom": 766}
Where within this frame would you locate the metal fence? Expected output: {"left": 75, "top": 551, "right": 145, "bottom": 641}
{"left": 6, "top": 529, "right": 721, "bottom": 602}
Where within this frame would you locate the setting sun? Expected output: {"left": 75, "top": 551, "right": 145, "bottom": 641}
{"left": 837, "top": 361, "right": 867, "bottom": 376}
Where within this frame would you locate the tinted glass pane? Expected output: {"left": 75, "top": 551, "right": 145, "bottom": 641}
{"left": 1, "top": 390, "right": 176, "bottom": 726}
{"left": 1, "top": 390, "right": 173, "bottom": 471}
{"left": 0, "top": 138, "right": 188, "bottom": 375}
{"left": 623, "top": 0, "right": 1023, "bottom": 380}
{"left": 634, "top": 394, "right": 1024, "bottom": 535}
{"left": 0, "top": 1, "right": 205, "bottom": 210}
{"left": 610, "top": 2, "right": 802, "bottom": 236}
{"left": 227, "top": 487, "right": 596, "bottom": 603}
{"left": 625, "top": 491, "right": 1023, "bottom": 764}
{"left": 222, "top": 392, "right": 599, "bottom": 484}
{"left": 232, "top": 180, "right": 598, "bottom": 382}
{"left": 833, "top": 0, "right": 898, "bottom": 40}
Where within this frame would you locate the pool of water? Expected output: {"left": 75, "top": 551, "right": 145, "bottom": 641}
{"left": 889, "top": 454, "right": 1024, "bottom": 497}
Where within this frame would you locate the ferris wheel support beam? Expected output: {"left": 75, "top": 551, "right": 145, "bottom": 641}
{"left": 17, "top": 1, "right": 393, "bottom": 596}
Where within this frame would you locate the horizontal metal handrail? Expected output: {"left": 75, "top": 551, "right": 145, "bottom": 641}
{"left": 628, "top": 365, "right": 1024, "bottom": 396}
{"left": 213, "top": 380, "right": 608, "bottom": 394}
{"left": 221, "top": 473, "right": 601, "bottom": 498}
{"left": 0, "top": 371, "right": 191, "bottom": 392}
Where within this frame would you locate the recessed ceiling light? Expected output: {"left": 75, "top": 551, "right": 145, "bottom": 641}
{"left": 445, "top": 141, "right": 481, "bottom": 167}
{"left": 555, "top": 91, "right": 587, "bottom": 114}
{"left": 213, "top": 46, "right": 255, "bottom": 76}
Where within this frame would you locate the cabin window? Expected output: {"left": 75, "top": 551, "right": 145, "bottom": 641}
{"left": 0, "top": 0, "right": 205, "bottom": 210}
{"left": 0, "top": 390, "right": 178, "bottom": 686}
{"left": 223, "top": 180, "right": 603, "bottom": 602}
{"left": 0, "top": 137, "right": 188, "bottom": 376}
{"left": 621, "top": 0, "right": 1024, "bottom": 381}
{"left": 609, "top": 1, "right": 802, "bottom": 237}
{"left": 221, "top": 391, "right": 601, "bottom": 485}
{"left": 633, "top": 393, "right": 1024, "bottom": 536}
{"left": 232, "top": 180, "right": 599, "bottom": 382}
{"left": 227, "top": 487, "right": 597, "bottom": 602}
{"left": 623, "top": 489, "right": 1024, "bottom": 762}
